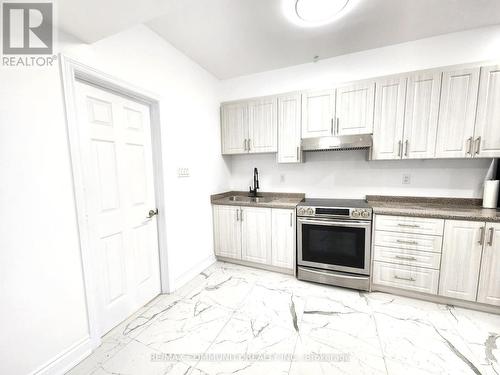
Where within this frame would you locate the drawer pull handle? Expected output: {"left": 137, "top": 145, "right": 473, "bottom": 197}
{"left": 395, "top": 255, "right": 417, "bottom": 261}
{"left": 397, "top": 224, "right": 420, "bottom": 228}
{"left": 394, "top": 275, "right": 416, "bottom": 282}
{"left": 396, "top": 239, "right": 418, "bottom": 245}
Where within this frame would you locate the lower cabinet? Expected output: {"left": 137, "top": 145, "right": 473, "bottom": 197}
{"left": 438, "top": 220, "right": 484, "bottom": 302}
{"left": 213, "top": 205, "right": 295, "bottom": 271}
{"left": 372, "top": 214, "right": 500, "bottom": 309}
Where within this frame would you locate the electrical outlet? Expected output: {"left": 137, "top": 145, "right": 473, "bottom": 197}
{"left": 177, "top": 168, "right": 190, "bottom": 177}
{"left": 280, "top": 174, "right": 285, "bottom": 183}
{"left": 402, "top": 174, "right": 411, "bottom": 185}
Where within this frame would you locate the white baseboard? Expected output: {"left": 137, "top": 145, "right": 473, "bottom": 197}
{"left": 31, "top": 336, "right": 92, "bottom": 375}
{"left": 170, "top": 255, "right": 216, "bottom": 292}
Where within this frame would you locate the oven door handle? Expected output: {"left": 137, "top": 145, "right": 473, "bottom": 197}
{"left": 298, "top": 218, "right": 371, "bottom": 229}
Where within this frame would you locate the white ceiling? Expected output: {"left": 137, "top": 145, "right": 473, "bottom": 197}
{"left": 59, "top": 0, "right": 500, "bottom": 79}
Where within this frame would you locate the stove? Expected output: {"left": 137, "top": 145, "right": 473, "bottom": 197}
{"left": 296, "top": 198, "right": 373, "bottom": 291}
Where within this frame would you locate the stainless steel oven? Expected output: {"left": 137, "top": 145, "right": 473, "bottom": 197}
{"left": 296, "top": 199, "right": 372, "bottom": 291}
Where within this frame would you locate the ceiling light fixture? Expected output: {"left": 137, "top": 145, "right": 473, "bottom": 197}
{"left": 283, "top": 0, "right": 353, "bottom": 28}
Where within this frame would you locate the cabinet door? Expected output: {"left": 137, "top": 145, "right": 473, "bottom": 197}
{"left": 474, "top": 64, "right": 500, "bottom": 158}
{"left": 403, "top": 71, "right": 442, "bottom": 159}
{"left": 336, "top": 81, "right": 375, "bottom": 135}
{"left": 435, "top": 68, "right": 480, "bottom": 158}
{"left": 248, "top": 97, "right": 277, "bottom": 153}
{"left": 477, "top": 223, "right": 500, "bottom": 306}
{"left": 221, "top": 102, "right": 248, "bottom": 154}
{"left": 271, "top": 209, "right": 295, "bottom": 270}
{"left": 439, "top": 220, "right": 484, "bottom": 302}
{"left": 301, "top": 89, "right": 335, "bottom": 138}
{"left": 372, "top": 76, "right": 407, "bottom": 160}
{"left": 241, "top": 207, "right": 272, "bottom": 265}
{"left": 213, "top": 205, "right": 241, "bottom": 259}
{"left": 277, "top": 94, "right": 302, "bottom": 163}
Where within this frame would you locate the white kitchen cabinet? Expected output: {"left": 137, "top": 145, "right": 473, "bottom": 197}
{"left": 241, "top": 206, "right": 272, "bottom": 265}
{"left": 221, "top": 102, "right": 248, "bottom": 154}
{"left": 277, "top": 93, "right": 302, "bottom": 163}
{"left": 403, "top": 71, "right": 442, "bottom": 159}
{"left": 248, "top": 97, "right": 277, "bottom": 153}
{"left": 439, "top": 220, "right": 484, "bottom": 302}
{"left": 271, "top": 209, "right": 295, "bottom": 270}
{"left": 335, "top": 81, "right": 375, "bottom": 135}
{"left": 477, "top": 223, "right": 500, "bottom": 306}
{"left": 435, "top": 68, "right": 480, "bottom": 158}
{"left": 474, "top": 64, "right": 500, "bottom": 158}
{"left": 213, "top": 205, "right": 242, "bottom": 259}
{"left": 372, "top": 76, "right": 407, "bottom": 160}
{"left": 301, "top": 89, "right": 335, "bottom": 138}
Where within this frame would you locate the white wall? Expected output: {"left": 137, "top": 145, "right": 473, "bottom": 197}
{"left": 220, "top": 25, "right": 500, "bottom": 199}
{"left": 0, "top": 25, "right": 228, "bottom": 375}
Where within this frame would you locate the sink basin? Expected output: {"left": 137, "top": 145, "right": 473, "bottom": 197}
{"left": 228, "top": 196, "right": 274, "bottom": 203}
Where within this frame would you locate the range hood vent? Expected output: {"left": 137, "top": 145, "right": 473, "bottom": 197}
{"left": 302, "top": 134, "right": 372, "bottom": 152}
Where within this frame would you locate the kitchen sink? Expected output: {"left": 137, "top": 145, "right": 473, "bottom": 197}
{"left": 228, "top": 196, "right": 275, "bottom": 203}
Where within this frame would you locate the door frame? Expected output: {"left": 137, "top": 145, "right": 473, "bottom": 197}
{"left": 59, "top": 55, "right": 170, "bottom": 349}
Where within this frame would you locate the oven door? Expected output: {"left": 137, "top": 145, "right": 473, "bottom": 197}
{"left": 297, "top": 217, "right": 371, "bottom": 275}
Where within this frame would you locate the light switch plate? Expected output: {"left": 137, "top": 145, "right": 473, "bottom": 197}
{"left": 177, "top": 168, "right": 190, "bottom": 177}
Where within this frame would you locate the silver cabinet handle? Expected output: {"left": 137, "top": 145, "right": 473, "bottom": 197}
{"left": 248, "top": 139, "right": 251, "bottom": 151}
{"left": 396, "top": 239, "right": 418, "bottom": 245}
{"left": 394, "top": 275, "right": 416, "bottom": 282}
{"left": 488, "top": 227, "right": 494, "bottom": 246}
{"left": 236, "top": 209, "right": 239, "bottom": 221}
{"left": 395, "top": 255, "right": 418, "bottom": 261}
{"left": 404, "top": 140, "right": 409, "bottom": 157}
{"left": 330, "top": 118, "right": 334, "bottom": 134}
{"left": 296, "top": 146, "right": 300, "bottom": 161}
{"left": 336, "top": 118, "right": 340, "bottom": 134}
{"left": 466, "top": 137, "right": 473, "bottom": 155}
{"left": 479, "top": 226, "right": 486, "bottom": 245}
{"left": 397, "top": 223, "right": 420, "bottom": 228}
{"left": 240, "top": 208, "right": 243, "bottom": 221}
{"left": 243, "top": 139, "right": 247, "bottom": 151}
{"left": 290, "top": 212, "right": 293, "bottom": 227}
{"left": 146, "top": 209, "right": 158, "bottom": 219}
{"left": 397, "top": 140, "right": 402, "bottom": 157}
{"left": 475, "top": 136, "right": 481, "bottom": 155}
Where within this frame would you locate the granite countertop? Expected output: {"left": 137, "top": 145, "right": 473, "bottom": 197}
{"left": 367, "top": 195, "right": 500, "bottom": 223}
{"left": 211, "top": 191, "right": 305, "bottom": 209}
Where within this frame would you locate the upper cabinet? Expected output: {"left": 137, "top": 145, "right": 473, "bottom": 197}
{"left": 474, "top": 64, "right": 500, "bottom": 158}
{"left": 221, "top": 97, "right": 277, "bottom": 155}
{"left": 301, "top": 89, "right": 335, "bottom": 138}
{"left": 435, "top": 68, "right": 480, "bottom": 158}
{"left": 277, "top": 93, "right": 302, "bottom": 163}
{"left": 403, "top": 71, "right": 442, "bottom": 159}
{"left": 248, "top": 97, "right": 277, "bottom": 153}
{"left": 335, "top": 81, "right": 375, "bottom": 135}
{"left": 221, "top": 102, "right": 248, "bottom": 155}
{"left": 372, "top": 76, "right": 407, "bottom": 160}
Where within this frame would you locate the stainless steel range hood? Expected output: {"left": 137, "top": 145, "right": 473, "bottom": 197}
{"left": 302, "top": 134, "right": 372, "bottom": 152}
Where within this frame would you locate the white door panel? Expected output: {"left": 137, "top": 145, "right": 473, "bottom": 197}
{"left": 221, "top": 102, "right": 248, "bottom": 154}
{"left": 336, "top": 82, "right": 375, "bottom": 135}
{"left": 248, "top": 97, "right": 277, "bottom": 153}
{"left": 435, "top": 68, "right": 480, "bottom": 158}
{"left": 301, "top": 89, "right": 335, "bottom": 138}
{"left": 76, "top": 81, "right": 161, "bottom": 335}
{"left": 241, "top": 207, "right": 272, "bottom": 265}
{"left": 271, "top": 209, "right": 295, "bottom": 270}
{"left": 213, "top": 205, "right": 241, "bottom": 259}
{"left": 477, "top": 223, "right": 500, "bottom": 306}
{"left": 277, "top": 94, "right": 302, "bottom": 163}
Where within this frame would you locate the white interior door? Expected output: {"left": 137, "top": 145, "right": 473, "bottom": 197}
{"left": 75, "top": 81, "right": 161, "bottom": 335}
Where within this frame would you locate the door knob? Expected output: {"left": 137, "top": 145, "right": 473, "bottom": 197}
{"left": 147, "top": 209, "right": 158, "bottom": 219}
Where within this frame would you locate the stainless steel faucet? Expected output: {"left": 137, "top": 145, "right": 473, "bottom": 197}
{"left": 248, "top": 168, "right": 259, "bottom": 197}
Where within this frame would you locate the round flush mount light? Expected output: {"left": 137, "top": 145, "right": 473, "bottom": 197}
{"left": 283, "top": 0, "right": 353, "bottom": 28}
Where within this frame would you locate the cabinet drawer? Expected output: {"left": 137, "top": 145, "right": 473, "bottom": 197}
{"left": 372, "top": 261, "right": 439, "bottom": 294}
{"left": 373, "top": 246, "right": 441, "bottom": 269}
{"left": 375, "top": 215, "right": 444, "bottom": 236}
{"left": 374, "top": 231, "right": 442, "bottom": 253}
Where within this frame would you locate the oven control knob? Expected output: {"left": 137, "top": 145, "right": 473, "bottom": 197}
{"left": 297, "top": 208, "right": 305, "bottom": 215}
{"left": 352, "top": 210, "right": 360, "bottom": 218}
{"left": 361, "top": 210, "right": 370, "bottom": 218}
{"left": 307, "top": 208, "right": 314, "bottom": 215}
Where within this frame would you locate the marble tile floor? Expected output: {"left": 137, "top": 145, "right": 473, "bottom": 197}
{"left": 67, "top": 261, "right": 499, "bottom": 375}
